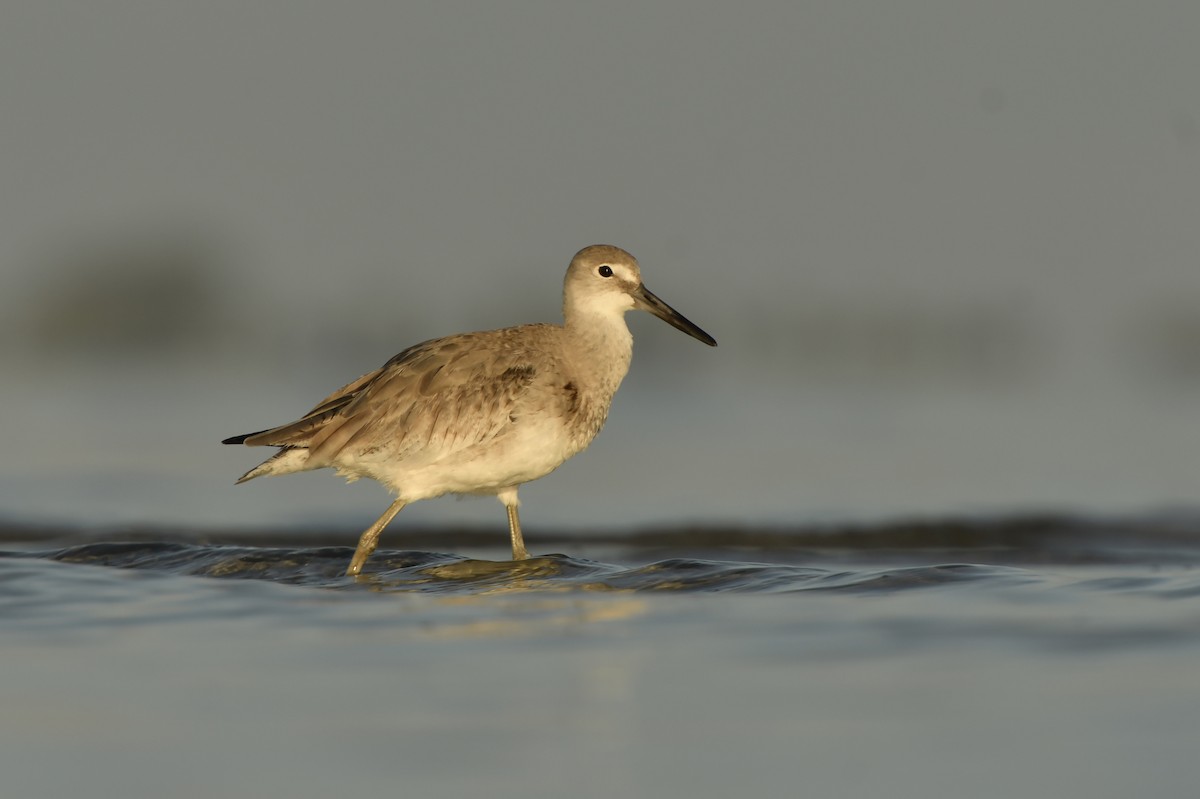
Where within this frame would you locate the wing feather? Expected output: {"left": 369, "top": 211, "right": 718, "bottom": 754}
{"left": 237, "top": 325, "right": 556, "bottom": 470}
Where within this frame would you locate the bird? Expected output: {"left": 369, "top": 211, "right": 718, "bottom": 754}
{"left": 222, "top": 244, "right": 717, "bottom": 576}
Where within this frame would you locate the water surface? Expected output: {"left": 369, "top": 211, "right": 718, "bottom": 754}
{"left": 3, "top": 517, "right": 1198, "bottom": 799}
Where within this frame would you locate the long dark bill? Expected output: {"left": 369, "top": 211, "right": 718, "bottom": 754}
{"left": 633, "top": 284, "right": 718, "bottom": 347}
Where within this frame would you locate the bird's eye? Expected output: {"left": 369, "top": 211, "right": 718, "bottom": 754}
{"left": 598, "top": 265, "right": 613, "bottom": 278}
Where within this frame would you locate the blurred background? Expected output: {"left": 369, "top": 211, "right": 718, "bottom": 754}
{"left": 2, "top": 1, "right": 1198, "bottom": 533}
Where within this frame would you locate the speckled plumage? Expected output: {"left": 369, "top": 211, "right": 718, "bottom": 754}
{"left": 224, "top": 244, "right": 716, "bottom": 575}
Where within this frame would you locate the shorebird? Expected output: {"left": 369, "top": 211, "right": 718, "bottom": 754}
{"left": 223, "top": 244, "right": 717, "bottom": 575}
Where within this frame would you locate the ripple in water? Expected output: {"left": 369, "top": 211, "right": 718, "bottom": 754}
{"left": 0, "top": 539, "right": 1191, "bottom": 600}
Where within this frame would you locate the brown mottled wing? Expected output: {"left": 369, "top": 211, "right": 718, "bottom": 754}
{"left": 239, "top": 368, "right": 382, "bottom": 448}
{"left": 243, "top": 325, "right": 551, "bottom": 467}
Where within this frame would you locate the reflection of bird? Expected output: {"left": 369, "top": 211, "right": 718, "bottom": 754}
{"left": 223, "top": 245, "right": 717, "bottom": 575}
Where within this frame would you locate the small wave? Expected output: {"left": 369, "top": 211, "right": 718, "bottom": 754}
{"left": 0, "top": 542, "right": 1073, "bottom": 596}
{"left": 4, "top": 542, "right": 1199, "bottom": 655}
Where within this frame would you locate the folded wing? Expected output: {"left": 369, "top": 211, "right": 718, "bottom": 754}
{"left": 225, "top": 325, "right": 553, "bottom": 481}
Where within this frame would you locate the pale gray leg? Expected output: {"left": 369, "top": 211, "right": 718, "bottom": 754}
{"left": 506, "top": 503, "right": 529, "bottom": 561}
{"left": 346, "top": 498, "right": 407, "bottom": 576}
{"left": 496, "top": 487, "right": 528, "bottom": 561}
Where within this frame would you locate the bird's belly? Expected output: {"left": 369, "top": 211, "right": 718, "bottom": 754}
{"left": 347, "top": 415, "right": 591, "bottom": 501}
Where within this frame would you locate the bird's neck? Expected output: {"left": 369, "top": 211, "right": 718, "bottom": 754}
{"left": 563, "top": 309, "right": 634, "bottom": 397}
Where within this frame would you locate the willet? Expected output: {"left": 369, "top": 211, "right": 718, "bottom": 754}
{"left": 223, "top": 244, "right": 717, "bottom": 575}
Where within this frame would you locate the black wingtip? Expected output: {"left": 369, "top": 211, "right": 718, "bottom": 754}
{"left": 223, "top": 426, "right": 273, "bottom": 445}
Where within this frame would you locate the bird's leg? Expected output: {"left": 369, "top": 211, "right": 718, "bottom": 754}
{"left": 496, "top": 487, "right": 529, "bottom": 561}
{"left": 346, "top": 498, "right": 407, "bottom": 576}
{"left": 506, "top": 504, "right": 529, "bottom": 561}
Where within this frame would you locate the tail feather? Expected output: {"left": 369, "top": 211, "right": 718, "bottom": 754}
{"left": 234, "top": 447, "right": 310, "bottom": 484}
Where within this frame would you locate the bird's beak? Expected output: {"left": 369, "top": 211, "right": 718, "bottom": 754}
{"left": 632, "top": 284, "right": 718, "bottom": 347}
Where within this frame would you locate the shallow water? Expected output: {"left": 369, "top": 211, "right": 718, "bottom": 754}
{"left": 3, "top": 518, "right": 1199, "bottom": 799}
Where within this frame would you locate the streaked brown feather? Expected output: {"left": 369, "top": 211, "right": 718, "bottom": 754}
{"left": 237, "top": 325, "right": 557, "bottom": 469}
